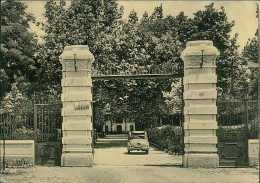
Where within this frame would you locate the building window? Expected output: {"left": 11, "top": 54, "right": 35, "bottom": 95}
{"left": 117, "top": 125, "right": 122, "bottom": 133}
{"left": 130, "top": 125, "right": 134, "bottom": 131}
{"left": 105, "top": 125, "right": 109, "bottom": 132}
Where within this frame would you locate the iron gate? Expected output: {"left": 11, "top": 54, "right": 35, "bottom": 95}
{"left": 34, "top": 104, "right": 62, "bottom": 166}
{"left": 217, "top": 100, "right": 258, "bottom": 167}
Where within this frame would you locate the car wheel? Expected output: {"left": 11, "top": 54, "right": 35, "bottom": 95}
{"left": 145, "top": 150, "right": 149, "bottom": 154}
{"left": 128, "top": 150, "right": 131, "bottom": 154}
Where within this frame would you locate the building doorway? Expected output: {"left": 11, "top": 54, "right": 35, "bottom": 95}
{"left": 105, "top": 125, "right": 109, "bottom": 133}
{"left": 117, "top": 125, "right": 122, "bottom": 133}
{"left": 130, "top": 125, "right": 134, "bottom": 131}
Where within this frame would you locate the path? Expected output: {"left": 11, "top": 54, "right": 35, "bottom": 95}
{"left": 94, "top": 134, "right": 182, "bottom": 166}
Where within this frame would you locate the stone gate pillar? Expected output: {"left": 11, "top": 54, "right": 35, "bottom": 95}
{"left": 59, "top": 45, "right": 94, "bottom": 167}
{"left": 181, "top": 40, "right": 219, "bottom": 168}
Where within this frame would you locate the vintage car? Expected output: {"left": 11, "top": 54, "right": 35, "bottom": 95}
{"left": 127, "top": 131, "right": 149, "bottom": 154}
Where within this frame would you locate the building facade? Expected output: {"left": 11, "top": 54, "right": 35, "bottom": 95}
{"left": 102, "top": 119, "right": 135, "bottom": 133}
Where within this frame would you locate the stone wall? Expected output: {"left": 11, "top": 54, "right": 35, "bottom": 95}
{"left": 248, "top": 139, "right": 259, "bottom": 166}
{"left": 0, "top": 140, "right": 34, "bottom": 167}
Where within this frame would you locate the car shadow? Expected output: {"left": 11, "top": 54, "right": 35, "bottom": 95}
{"left": 123, "top": 151, "right": 148, "bottom": 155}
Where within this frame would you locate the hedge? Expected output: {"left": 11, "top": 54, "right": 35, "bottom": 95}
{"left": 9, "top": 128, "right": 34, "bottom": 140}
{"left": 147, "top": 125, "right": 184, "bottom": 155}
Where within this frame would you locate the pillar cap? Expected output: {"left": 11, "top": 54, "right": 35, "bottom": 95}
{"left": 181, "top": 40, "right": 219, "bottom": 57}
{"left": 59, "top": 45, "right": 95, "bottom": 62}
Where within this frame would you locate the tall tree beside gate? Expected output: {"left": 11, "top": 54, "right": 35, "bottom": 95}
{"left": 242, "top": 33, "right": 258, "bottom": 98}
{"left": 243, "top": 35, "right": 258, "bottom": 63}
{"left": 0, "top": 81, "right": 33, "bottom": 129}
{"left": 38, "top": 1, "right": 252, "bottom": 128}
{"left": 36, "top": 0, "right": 123, "bottom": 95}
{"left": 136, "top": 3, "right": 246, "bottom": 101}
{"left": 188, "top": 3, "right": 241, "bottom": 99}
{"left": 126, "top": 8, "right": 183, "bottom": 128}
{"left": 39, "top": 0, "right": 182, "bottom": 129}
{"left": 0, "top": 0, "right": 38, "bottom": 100}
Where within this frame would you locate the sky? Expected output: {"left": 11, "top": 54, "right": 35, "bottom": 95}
{"left": 23, "top": 0, "right": 259, "bottom": 51}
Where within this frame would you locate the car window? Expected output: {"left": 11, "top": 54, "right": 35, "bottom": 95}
{"left": 130, "top": 135, "right": 146, "bottom": 139}
{"left": 131, "top": 132, "right": 145, "bottom": 135}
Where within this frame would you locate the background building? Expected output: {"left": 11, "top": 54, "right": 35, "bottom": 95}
{"left": 102, "top": 119, "right": 135, "bottom": 133}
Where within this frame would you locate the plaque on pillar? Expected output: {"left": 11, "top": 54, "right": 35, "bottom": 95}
{"left": 74, "top": 101, "right": 90, "bottom": 110}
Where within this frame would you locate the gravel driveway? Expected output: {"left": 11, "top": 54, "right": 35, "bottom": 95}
{"left": 94, "top": 134, "right": 182, "bottom": 166}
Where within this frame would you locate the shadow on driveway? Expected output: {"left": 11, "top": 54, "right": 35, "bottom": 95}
{"left": 94, "top": 134, "right": 183, "bottom": 167}
{"left": 95, "top": 134, "right": 128, "bottom": 148}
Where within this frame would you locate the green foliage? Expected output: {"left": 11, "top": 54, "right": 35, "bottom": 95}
{"left": 39, "top": 0, "right": 182, "bottom": 129}
{"left": 147, "top": 125, "right": 183, "bottom": 155}
{"left": 1, "top": 156, "right": 34, "bottom": 168}
{"left": 2, "top": 0, "right": 256, "bottom": 135}
{"left": 217, "top": 122, "right": 258, "bottom": 141}
{"left": 241, "top": 35, "right": 258, "bottom": 98}
{"left": 9, "top": 1, "right": 251, "bottom": 129}
{"left": 163, "top": 79, "right": 182, "bottom": 114}
{"left": 1, "top": 0, "right": 38, "bottom": 99}
{"left": 0, "top": 80, "right": 33, "bottom": 129}
{"left": 39, "top": 1, "right": 252, "bottom": 129}
{"left": 218, "top": 126, "right": 246, "bottom": 141}
{"left": 190, "top": 3, "right": 234, "bottom": 52}
{"left": 35, "top": 0, "right": 124, "bottom": 94}
{"left": 10, "top": 127, "right": 34, "bottom": 140}
{"left": 216, "top": 34, "right": 249, "bottom": 99}
{"left": 186, "top": 3, "right": 256, "bottom": 99}
{"left": 243, "top": 37, "right": 258, "bottom": 63}
{"left": 189, "top": 3, "right": 243, "bottom": 99}
{"left": 0, "top": 69, "right": 11, "bottom": 102}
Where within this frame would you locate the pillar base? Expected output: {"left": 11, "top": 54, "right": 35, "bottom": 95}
{"left": 183, "top": 153, "right": 219, "bottom": 168}
{"left": 248, "top": 157, "right": 259, "bottom": 167}
{"left": 61, "top": 153, "right": 93, "bottom": 167}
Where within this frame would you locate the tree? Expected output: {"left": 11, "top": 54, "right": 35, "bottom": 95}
{"left": 188, "top": 3, "right": 243, "bottom": 99}
{"left": 121, "top": 8, "right": 183, "bottom": 129}
{"left": 190, "top": 3, "right": 234, "bottom": 53}
{"left": 0, "top": 70, "right": 10, "bottom": 101}
{"left": 38, "top": 1, "right": 251, "bottom": 129}
{"left": 243, "top": 36, "right": 258, "bottom": 64}
{"left": 40, "top": 1, "right": 183, "bottom": 129}
{"left": 242, "top": 33, "right": 258, "bottom": 98}
{"left": 137, "top": 3, "right": 239, "bottom": 100}
{"left": 0, "top": 0, "right": 38, "bottom": 99}
{"left": 36, "top": 0, "right": 124, "bottom": 95}
{"left": 163, "top": 79, "right": 183, "bottom": 114}
{"left": 216, "top": 34, "right": 243, "bottom": 99}
{"left": 0, "top": 78, "right": 33, "bottom": 128}
{"left": 39, "top": 0, "right": 127, "bottom": 128}
{"left": 92, "top": 7, "right": 183, "bottom": 130}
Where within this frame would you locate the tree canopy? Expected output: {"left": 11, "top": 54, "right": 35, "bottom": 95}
{"left": 1, "top": 0, "right": 38, "bottom": 99}
{"left": 241, "top": 32, "right": 258, "bottom": 98}
{"left": 1, "top": 0, "right": 257, "bottom": 130}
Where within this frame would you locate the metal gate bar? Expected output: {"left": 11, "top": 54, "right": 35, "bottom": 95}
{"left": 217, "top": 100, "right": 258, "bottom": 167}
{"left": 33, "top": 104, "right": 62, "bottom": 166}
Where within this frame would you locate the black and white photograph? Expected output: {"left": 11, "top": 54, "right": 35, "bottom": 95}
{"left": 0, "top": 0, "right": 259, "bottom": 182}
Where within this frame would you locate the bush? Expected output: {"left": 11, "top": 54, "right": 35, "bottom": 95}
{"left": 218, "top": 124, "right": 258, "bottom": 141}
{"left": 147, "top": 125, "right": 184, "bottom": 155}
{"left": 11, "top": 127, "right": 34, "bottom": 140}
{"left": 1, "top": 157, "right": 33, "bottom": 168}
